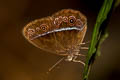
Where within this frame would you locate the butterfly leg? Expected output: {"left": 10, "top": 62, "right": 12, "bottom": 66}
{"left": 80, "top": 47, "right": 89, "bottom": 50}
{"left": 75, "top": 53, "right": 86, "bottom": 56}
{"left": 73, "top": 47, "right": 88, "bottom": 53}
{"left": 72, "top": 56, "right": 85, "bottom": 66}
{"left": 77, "top": 41, "right": 89, "bottom": 50}
{"left": 48, "top": 57, "right": 65, "bottom": 72}
{"left": 79, "top": 41, "right": 90, "bottom": 45}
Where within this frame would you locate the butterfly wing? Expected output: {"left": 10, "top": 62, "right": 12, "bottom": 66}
{"left": 51, "top": 9, "right": 87, "bottom": 53}
{"left": 23, "top": 17, "right": 59, "bottom": 54}
{"left": 23, "top": 9, "right": 87, "bottom": 56}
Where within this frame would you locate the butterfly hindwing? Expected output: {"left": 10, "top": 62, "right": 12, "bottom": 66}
{"left": 23, "top": 9, "right": 87, "bottom": 55}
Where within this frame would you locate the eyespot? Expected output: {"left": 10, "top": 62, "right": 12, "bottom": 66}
{"left": 54, "top": 18, "right": 59, "bottom": 26}
{"left": 27, "top": 28, "right": 35, "bottom": 37}
{"left": 68, "top": 16, "right": 76, "bottom": 26}
{"left": 58, "top": 16, "right": 63, "bottom": 22}
{"left": 54, "top": 16, "right": 63, "bottom": 27}
{"left": 63, "top": 16, "right": 68, "bottom": 23}
{"left": 36, "top": 27, "right": 40, "bottom": 31}
{"left": 75, "top": 19, "right": 83, "bottom": 28}
{"left": 40, "top": 24, "right": 48, "bottom": 31}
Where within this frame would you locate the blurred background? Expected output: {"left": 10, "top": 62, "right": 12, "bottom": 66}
{"left": 0, "top": 0, "right": 120, "bottom": 80}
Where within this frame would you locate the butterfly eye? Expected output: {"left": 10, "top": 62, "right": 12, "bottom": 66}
{"left": 40, "top": 24, "right": 48, "bottom": 31}
{"left": 68, "top": 16, "right": 76, "bottom": 26}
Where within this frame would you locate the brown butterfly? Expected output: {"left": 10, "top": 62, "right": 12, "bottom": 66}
{"left": 23, "top": 9, "right": 87, "bottom": 71}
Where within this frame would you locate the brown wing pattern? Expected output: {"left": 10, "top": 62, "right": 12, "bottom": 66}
{"left": 51, "top": 9, "right": 87, "bottom": 55}
{"left": 23, "top": 9, "right": 87, "bottom": 55}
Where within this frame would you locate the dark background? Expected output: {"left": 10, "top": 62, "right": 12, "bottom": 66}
{"left": 0, "top": 0, "right": 120, "bottom": 80}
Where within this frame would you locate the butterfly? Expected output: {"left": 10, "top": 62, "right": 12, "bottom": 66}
{"left": 23, "top": 9, "right": 87, "bottom": 71}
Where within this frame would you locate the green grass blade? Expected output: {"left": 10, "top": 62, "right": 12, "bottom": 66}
{"left": 83, "top": 0, "right": 115, "bottom": 80}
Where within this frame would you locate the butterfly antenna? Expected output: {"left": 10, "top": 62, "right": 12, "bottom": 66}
{"left": 48, "top": 57, "right": 65, "bottom": 72}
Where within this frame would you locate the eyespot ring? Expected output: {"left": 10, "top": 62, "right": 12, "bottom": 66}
{"left": 68, "top": 16, "right": 76, "bottom": 26}
{"left": 75, "top": 19, "right": 83, "bottom": 28}
{"left": 27, "top": 28, "right": 35, "bottom": 37}
{"left": 36, "top": 27, "right": 40, "bottom": 31}
{"left": 54, "top": 18, "right": 60, "bottom": 26}
{"left": 54, "top": 16, "right": 63, "bottom": 27}
{"left": 63, "top": 16, "right": 68, "bottom": 23}
{"left": 40, "top": 24, "right": 48, "bottom": 31}
{"left": 58, "top": 16, "right": 63, "bottom": 22}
